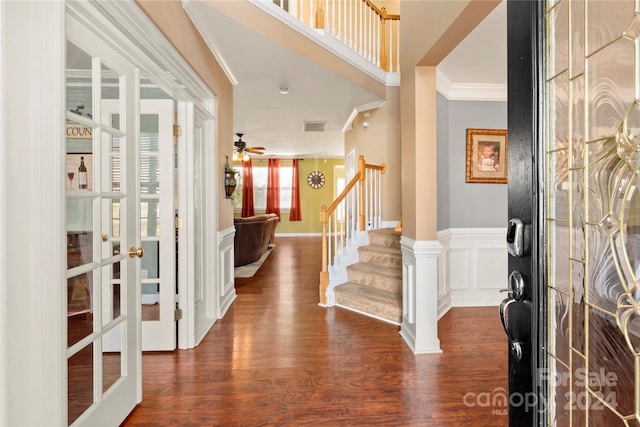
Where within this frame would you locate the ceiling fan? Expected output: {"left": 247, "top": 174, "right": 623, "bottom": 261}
{"left": 233, "top": 133, "right": 265, "bottom": 159}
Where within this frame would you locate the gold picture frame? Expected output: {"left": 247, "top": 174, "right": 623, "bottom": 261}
{"left": 465, "top": 128, "right": 508, "bottom": 184}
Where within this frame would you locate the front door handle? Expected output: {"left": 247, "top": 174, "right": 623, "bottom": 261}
{"left": 499, "top": 270, "right": 526, "bottom": 361}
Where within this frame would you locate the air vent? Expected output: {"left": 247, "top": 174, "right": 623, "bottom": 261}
{"left": 303, "top": 121, "right": 327, "bottom": 132}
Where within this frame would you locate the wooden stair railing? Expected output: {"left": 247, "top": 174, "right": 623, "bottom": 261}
{"left": 271, "top": 0, "right": 400, "bottom": 73}
{"left": 319, "top": 155, "right": 386, "bottom": 305}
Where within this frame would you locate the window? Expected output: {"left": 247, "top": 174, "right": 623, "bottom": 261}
{"left": 233, "top": 165, "right": 293, "bottom": 212}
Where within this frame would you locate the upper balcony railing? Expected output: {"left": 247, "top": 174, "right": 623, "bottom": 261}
{"left": 271, "top": 0, "right": 400, "bottom": 73}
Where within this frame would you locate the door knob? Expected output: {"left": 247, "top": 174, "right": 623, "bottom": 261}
{"left": 128, "top": 247, "right": 144, "bottom": 258}
{"left": 499, "top": 270, "right": 526, "bottom": 362}
{"left": 101, "top": 233, "right": 109, "bottom": 242}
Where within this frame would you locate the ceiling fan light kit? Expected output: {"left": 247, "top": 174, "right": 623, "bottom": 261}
{"left": 234, "top": 133, "right": 265, "bottom": 160}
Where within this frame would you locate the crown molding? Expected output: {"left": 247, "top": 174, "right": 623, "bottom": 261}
{"left": 436, "top": 68, "right": 507, "bottom": 102}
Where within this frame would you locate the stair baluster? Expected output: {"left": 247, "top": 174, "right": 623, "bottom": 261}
{"left": 319, "top": 155, "right": 385, "bottom": 305}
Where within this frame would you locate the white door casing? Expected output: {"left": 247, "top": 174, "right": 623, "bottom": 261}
{"left": 177, "top": 103, "right": 219, "bottom": 349}
{"left": 0, "top": 0, "right": 7, "bottom": 424}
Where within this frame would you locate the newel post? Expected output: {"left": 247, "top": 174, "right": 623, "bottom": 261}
{"left": 319, "top": 205, "right": 329, "bottom": 305}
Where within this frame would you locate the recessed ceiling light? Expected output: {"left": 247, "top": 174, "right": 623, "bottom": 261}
{"left": 279, "top": 87, "right": 289, "bottom": 95}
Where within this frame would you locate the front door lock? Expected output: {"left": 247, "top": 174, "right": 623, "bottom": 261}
{"left": 506, "top": 218, "right": 525, "bottom": 257}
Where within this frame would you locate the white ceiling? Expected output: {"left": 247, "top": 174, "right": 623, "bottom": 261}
{"left": 438, "top": 1, "right": 506, "bottom": 86}
{"left": 186, "top": 0, "right": 506, "bottom": 158}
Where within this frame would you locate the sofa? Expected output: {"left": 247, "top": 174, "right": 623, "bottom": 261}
{"left": 234, "top": 213, "right": 279, "bottom": 267}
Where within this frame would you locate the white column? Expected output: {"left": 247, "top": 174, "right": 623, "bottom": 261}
{"left": 399, "top": 236, "right": 443, "bottom": 354}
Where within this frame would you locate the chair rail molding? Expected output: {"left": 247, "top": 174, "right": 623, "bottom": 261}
{"left": 399, "top": 236, "right": 443, "bottom": 354}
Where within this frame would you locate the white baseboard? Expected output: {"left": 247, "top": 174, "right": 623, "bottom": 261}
{"left": 438, "top": 294, "right": 452, "bottom": 319}
{"left": 275, "top": 232, "right": 322, "bottom": 237}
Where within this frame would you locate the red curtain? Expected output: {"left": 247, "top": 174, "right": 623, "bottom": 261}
{"left": 266, "top": 158, "right": 281, "bottom": 219}
{"left": 289, "top": 159, "right": 302, "bottom": 221}
{"left": 241, "top": 158, "right": 255, "bottom": 217}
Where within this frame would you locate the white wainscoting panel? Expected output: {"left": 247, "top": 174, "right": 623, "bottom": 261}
{"left": 438, "top": 228, "right": 507, "bottom": 310}
{"left": 218, "top": 226, "right": 236, "bottom": 317}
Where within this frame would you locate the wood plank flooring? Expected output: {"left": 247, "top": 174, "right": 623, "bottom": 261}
{"left": 122, "top": 236, "right": 508, "bottom": 426}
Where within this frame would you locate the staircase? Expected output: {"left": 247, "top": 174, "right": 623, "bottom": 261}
{"left": 334, "top": 228, "right": 402, "bottom": 324}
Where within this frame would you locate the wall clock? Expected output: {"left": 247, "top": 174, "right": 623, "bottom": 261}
{"left": 307, "top": 170, "right": 325, "bottom": 189}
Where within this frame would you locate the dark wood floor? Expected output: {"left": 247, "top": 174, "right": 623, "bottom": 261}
{"left": 122, "top": 236, "right": 508, "bottom": 426}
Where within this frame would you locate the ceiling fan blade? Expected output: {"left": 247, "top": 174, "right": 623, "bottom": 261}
{"left": 245, "top": 147, "right": 265, "bottom": 154}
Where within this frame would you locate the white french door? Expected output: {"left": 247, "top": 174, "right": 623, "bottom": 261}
{"left": 65, "top": 13, "right": 141, "bottom": 427}
{"left": 139, "top": 100, "right": 176, "bottom": 351}
{"left": 103, "top": 99, "right": 176, "bottom": 351}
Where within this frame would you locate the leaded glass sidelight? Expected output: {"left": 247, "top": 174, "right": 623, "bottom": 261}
{"left": 546, "top": 0, "right": 640, "bottom": 424}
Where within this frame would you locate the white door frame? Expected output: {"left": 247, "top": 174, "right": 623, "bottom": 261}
{"left": 3, "top": 1, "right": 67, "bottom": 424}
{"left": 0, "top": 1, "right": 8, "bottom": 424}
{"left": 177, "top": 102, "right": 219, "bottom": 349}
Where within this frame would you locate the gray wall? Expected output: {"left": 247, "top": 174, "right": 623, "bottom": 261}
{"left": 436, "top": 92, "right": 450, "bottom": 230}
{"left": 437, "top": 96, "right": 508, "bottom": 230}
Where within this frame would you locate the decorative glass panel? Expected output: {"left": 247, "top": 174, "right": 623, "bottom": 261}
{"left": 586, "top": 37, "right": 635, "bottom": 141}
{"left": 546, "top": 0, "right": 640, "bottom": 424}
{"left": 548, "top": 1, "right": 569, "bottom": 78}
{"left": 571, "top": 260, "right": 585, "bottom": 354}
{"left": 586, "top": 1, "right": 634, "bottom": 55}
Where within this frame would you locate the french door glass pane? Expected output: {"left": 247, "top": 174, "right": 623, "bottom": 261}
{"left": 67, "top": 343, "right": 94, "bottom": 425}
{"left": 101, "top": 62, "right": 120, "bottom": 127}
{"left": 66, "top": 41, "right": 93, "bottom": 117}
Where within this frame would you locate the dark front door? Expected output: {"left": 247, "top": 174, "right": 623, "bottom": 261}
{"left": 506, "top": 0, "right": 640, "bottom": 425}
{"left": 504, "top": 1, "right": 545, "bottom": 425}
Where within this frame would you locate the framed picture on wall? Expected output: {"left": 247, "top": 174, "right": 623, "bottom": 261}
{"left": 465, "top": 128, "right": 508, "bottom": 184}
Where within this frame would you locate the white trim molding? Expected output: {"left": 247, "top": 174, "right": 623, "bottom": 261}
{"left": 4, "top": 1, "right": 66, "bottom": 423}
{"left": 399, "top": 237, "right": 443, "bottom": 354}
{"left": 0, "top": 1, "right": 7, "bottom": 423}
{"left": 436, "top": 68, "right": 507, "bottom": 102}
{"left": 437, "top": 228, "right": 507, "bottom": 310}
{"left": 218, "top": 226, "right": 237, "bottom": 317}
{"left": 341, "top": 100, "right": 386, "bottom": 133}
{"left": 181, "top": 0, "right": 239, "bottom": 86}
